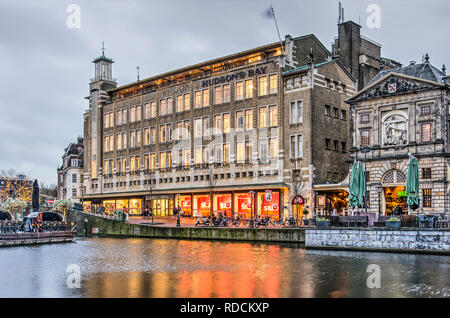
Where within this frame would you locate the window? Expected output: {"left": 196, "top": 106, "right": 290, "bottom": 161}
{"left": 341, "top": 142, "right": 347, "bottom": 152}
{"left": 213, "top": 85, "right": 229, "bottom": 105}
{"left": 150, "top": 127, "right": 156, "bottom": 143}
{"left": 259, "top": 107, "right": 267, "bottom": 128}
{"left": 290, "top": 100, "right": 303, "bottom": 124}
{"left": 286, "top": 78, "right": 293, "bottom": 90}
{"left": 122, "top": 132, "right": 127, "bottom": 149}
{"left": 269, "top": 74, "right": 277, "bottom": 94}
{"left": 423, "top": 189, "right": 432, "bottom": 207}
{"left": 269, "top": 105, "right": 277, "bottom": 127}
{"left": 150, "top": 154, "right": 156, "bottom": 171}
{"left": 167, "top": 98, "right": 173, "bottom": 115}
{"left": 245, "top": 109, "right": 253, "bottom": 130}
{"left": 194, "top": 117, "right": 209, "bottom": 138}
{"left": 150, "top": 101, "right": 157, "bottom": 118}
{"left": 116, "top": 110, "right": 122, "bottom": 125}
{"left": 325, "top": 105, "right": 331, "bottom": 116}
{"left": 269, "top": 138, "right": 278, "bottom": 160}
{"left": 72, "top": 174, "right": 77, "bottom": 183}
{"left": 104, "top": 112, "right": 114, "bottom": 128}
{"left": 245, "top": 80, "right": 253, "bottom": 99}
{"left": 176, "top": 95, "right": 183, "bottom": 112}
{"left": 144, "top": 128, "right": 150, "bottom": 145}
{"left": 258, "top": 76, "right": 268, "bottom": 96}
{"left": 214, "top": 144, "right": 222, "bottom": 163}
{"left": 236, "top": 111, "right": 244, "bottom": 130}
{"left": 184, "top": 93, "right": 191, "bottom": 111}
{"left": 236, "top": 142, "right": 244, "bottom": 163}
{"left": 422, "top": 168, "right": 432, "bottom": 179}
{"left": 195, "top": 147, "right": 202, "bottom": 165}
{"left": 223, "top": 113, "right": 230, "bottom": 133}
{"left": 333, "top": 140, "right": 339, "bottom": 150}
{"left": 130, "top": 131, "right": 136, "bottom": 148}
{"left": 290, "top": 135, "right": 303, "bottom": 159}
{"left": 361, "top": 130, "right": 370, "bottom": 147}
{"left": 183, "top": 120, "right": 190, "bottom": 139}
{"left": 136, "top": 105, "right": 142, "bottom": 121}
{"left": 159, "top": 124, "right": 172, "bottom": 143}
{"left": 360, "top": 113, "right": 370, "bottom": 123}
{"left": 160, "top": 152, "right": 166, "bottom": 169}
{"left": 333, "top": 107, "right": 339, "bottom": 118}
{"left": 144, "top": 103, "right": 150, "bottom": 119}
{"left": 223, "top": 144, "right": 230, "bottom": 163}
{"left": 236, "top": 81, "right": 244, "bottom": 100}
{"left": 214, "top": 114, "right": 222, "bottom": 135}
{"left": 72, "top": 188, "right": 77, "bottom": 197}
{"left": 340, "top": 110, "right": 347, "bottom": 120}
{"left": 325, "top": 138, "right": 331, "bottom": 149}
{"left": 259, "top": 139, "right": 268, "bottom": 163}
{"left": 203, "top": 89, "right": 210, "bottom": 107}
{"left": 130, "top": 106, "right": 136, "bottom": 122}
{"left": 420, "top": 104, "right": 431, "bottom": 116}
{"left": 195, "top": 91, "right": 202, "bottom": 108}
{"left": 223, "top": 84, "right": 230, "bottom": 103}
{"left": 421, "top": 122, "right": 432, "bottom": 142}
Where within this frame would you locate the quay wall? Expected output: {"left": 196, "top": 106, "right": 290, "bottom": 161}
{"left": 72, "top": 211, "right": 305, "bottom": 243}
{"left": 306, "top": 228, "right": 450, "bottom": 254}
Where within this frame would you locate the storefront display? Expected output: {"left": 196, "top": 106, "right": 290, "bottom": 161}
{"left": 129, "top": 199, "right": 142, "bottom": 215}
{"left": 152, "top": 199, "right": 173, "bottom": 216}
{"left": 176, "top": 195, "right": 192, "bottom": 216}
{"left": 257, "top": 191, "right": 279, "bottom": 217}
{"left": 384, "top": 186, "right": 407, "bottom": 215}
{"left": 103, "top": 200, "right": 116, "bottom": 213}
{"left": 213, "top": 194, "right": 232, "bottom": 217}
{"left": 193, "top": 195, "right": 210, "bottom": 217}
{"left": 234, "top": 193, "right": 253, "bottom": 218}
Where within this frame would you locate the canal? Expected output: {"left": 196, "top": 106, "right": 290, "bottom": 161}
{"left": 1, "top": 237, "right": 449, "bottom": 297}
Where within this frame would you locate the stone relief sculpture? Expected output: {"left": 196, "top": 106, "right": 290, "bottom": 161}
{"left": 382, "top": 112, "right": 408, "bottom": 146}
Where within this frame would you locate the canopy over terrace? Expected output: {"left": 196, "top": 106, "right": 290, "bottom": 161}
{"left": 313, "top": 175, "right": 350, "bottom": 216}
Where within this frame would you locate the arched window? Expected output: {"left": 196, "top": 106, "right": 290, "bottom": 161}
{"left": 382, "top": 170, "right": 406, "bottom": 185}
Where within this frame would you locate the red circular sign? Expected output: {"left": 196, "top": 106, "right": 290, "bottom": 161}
{"left": 292, "top": 195, "right": 304, "bottom": 205}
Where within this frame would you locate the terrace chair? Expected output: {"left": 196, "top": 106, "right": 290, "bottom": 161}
{"left": 417, "top": 214, "right": 426, "bottom": 228}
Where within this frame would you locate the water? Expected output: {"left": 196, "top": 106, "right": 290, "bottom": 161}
{"left": 0, "top": 237, "right": 449, "bottom": 298}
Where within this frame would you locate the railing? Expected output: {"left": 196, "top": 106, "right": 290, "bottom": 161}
{"left": 0, "top": 221, "right": 73, "bottom": 234}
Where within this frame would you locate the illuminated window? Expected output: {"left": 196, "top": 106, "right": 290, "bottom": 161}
{"left": 214, "top": 86, "right": 223, "bottom": 105}
{"left": 223, "top": 113, "right": 230, "bottom": 133}
{"left": 160, "top": 152, "right": 166, "bottom": 169}
{"left": 183, "top": 149, "right": 190, "bottom": 167}
{"left": 136, "top": 105, "right": 142, "bottom": 121}
{"left": 150, "top": 154, "right": 156, "bottom": 171}
{"left": 116, "top": 110, "right": 122, "bottom": 125}
{"left": 223, "top": 144, "right": 230, "bottom": 163}
{"left": 116, "top": 133, "right": 122, "bottom": 150}
{"left": 236, "top": 142, "right": 244, "bottom": 163}
{"left": 177, "top": 95, "right": 183, "bottom": 112}
{"left": 236, "top": 81, "right": 244, "bottom": 100}
{"left": 203, "top": 89, "right": 210, "bottom": 106}
{"left": 136, "top": 129, "right": 141, "bottom": 147}
{"left": 183, "top": 120, "right": 190, "bottom": 139}
{"left": 259, "top": 139, "right": 268, "bottom": 163}
{"left": 214, "top": 114, "right": 222, "bottom": 135}
{"left": 223, "top": 84, "right": 230, "bottom": 103}
{"left": 150, "top": 102, "right": 157, "bottom": 118}
{"left": 259, "top": 107, "right": 267, "bottom": 128}
{"left": 245, "top": 79, "right": 253, "bottom": 99}
{"left": 245, "top": 109, "right": 253, "bottom": 130}
{"left": 130, "top": 106, "right": 136, "bottom": 122}
{"left": 150, "top": 127, "right": 156, "bottom": 143}
{"left": 421, "top": 122, "right": 431, "bottom": 142}
{"left": 195, "top": 147, "right": 202, "bottom": 165}
{"left": 361, "top": 130, "right": 370, "bottom": 147}
{"left": 122, "top": 132, "right": 127, "bottom": 149}
{"left": 160, "top": 99, "right": 166, "bottom": 116}
{"left": 144, "top": 103, "right": 150, "bottom": 119}
{"left": 167, "top": 98, "right": 173, "bottom": 115}
{"left": 269, "top": 105, "right": 277, "bottom": 127}
{"left": 269, "top": 74, "right": 277, "bottom": 94}
{"left": 236, "top": 111, "right": 244, "bottom": 130}
{"left": 130, "top": 156, "right": 136, "bottom": 172}
{"left": 109, "top": 135, "right": 114, "bottom": 151}
{"left": 184, "top": 93, "right": 191, "bottom": 111}
{"left": 258, "top": 76, "right": 268, "bottom": 96}
{"left": 194, "top": 118, "right": 202, "bottom": 138}
{"left": 195, "top": 91, "right": 202, "bottom": 108}
{"left": 423, "top": 189, "right": 432, "bottom": 207}
{"left": 144, "top": 128, "right": 149, "bottom": 145}
{"left": 130, "top": 131, "right": 136, "bottom": 148}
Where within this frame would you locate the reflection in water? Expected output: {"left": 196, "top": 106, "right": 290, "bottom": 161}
{"left": 0, "top": 237, "right": 449, "bottom": 298}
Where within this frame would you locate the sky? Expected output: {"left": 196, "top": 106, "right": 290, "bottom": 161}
{"left": 0, "top": 0, "right": 449, "bottom": 186}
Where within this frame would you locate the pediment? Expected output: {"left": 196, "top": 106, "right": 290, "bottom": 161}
{"left": 348, "top": 73, "right": 442, "bottom": 103}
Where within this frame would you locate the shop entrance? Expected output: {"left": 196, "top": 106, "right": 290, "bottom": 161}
{"left": 383, "top": 186, "right": 407, "bottom": 216}
{"left": 151, "top": 199, "right": 174, "bottom": 216}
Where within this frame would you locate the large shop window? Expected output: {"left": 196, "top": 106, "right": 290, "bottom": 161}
{"left": 213, "top": 194, "right": 232, "bottom": 217}
{"left": 176, "top": 195, "right": 192, "bottom": 216}
{"left": 193, "top": 195, "right": 210, "bottom": 217}
{"left": 257, "top": 191, "right": 279, "bottom": 217}
{"left": 234, "top": 193, "right": 253, "bottom": 218}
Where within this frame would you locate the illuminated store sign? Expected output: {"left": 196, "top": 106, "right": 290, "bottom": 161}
{"left": 202, "top": 67, "right": 267, "bottom": 88}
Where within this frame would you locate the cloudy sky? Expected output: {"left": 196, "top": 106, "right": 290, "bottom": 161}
{"left": 0, "top": 0, "right": 449, "bottom": 185}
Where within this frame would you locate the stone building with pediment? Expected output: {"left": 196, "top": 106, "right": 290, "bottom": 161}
{"left": 346, "top": 55, "right": 450, "bottom": 216}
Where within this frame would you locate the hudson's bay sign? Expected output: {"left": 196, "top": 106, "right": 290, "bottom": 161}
{"left": 202, "top": 67, "right": 267, "bottom": 88}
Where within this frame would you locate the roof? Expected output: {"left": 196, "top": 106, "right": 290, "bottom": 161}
{"left": 282, "top": 59, "right": 357, "bottom": 83}
{"left": 93, "top": 51, "right": 114, "bottom": 64}
{"left": 368, "top": 59, "right": 447, "bottom": 86}
{"left": 109, "top": 34, "right": 329, "bottom": 93}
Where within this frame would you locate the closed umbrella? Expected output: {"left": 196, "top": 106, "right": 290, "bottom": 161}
{"left": 32, "top": 179, "right": 39, "bottom": 211}
{"left": 406, "top": 156, "right": 420, "bottom": 210}
{"left": 349, "top": 161, "right": 360, "bottom": 208}
{"left": 358, "top": 162, "right": 366, "bottom": 208}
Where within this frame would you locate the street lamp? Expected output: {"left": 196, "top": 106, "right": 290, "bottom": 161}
{"left": 175, "top": 194, "right": 181, "bottom": 227}
{"left": 360, "top": 146, "right": 371, "bottom": 214}
{"left": 249, "top": 190, "right": 255, "bottom": 228}
{"left": 376, "top": 185, "right": 383, "bottom": 219}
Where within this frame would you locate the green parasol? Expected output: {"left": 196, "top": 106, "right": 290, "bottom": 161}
{"left": 406, "top": 156, "right": 420, "bottom": 210}
{"left": 349, "top": 161, "right": 360, "bottom": 208}
{"left": 357, "top": 162, "right": 366, "bottom": 208}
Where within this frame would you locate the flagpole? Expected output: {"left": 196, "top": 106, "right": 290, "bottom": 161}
{"left": 270, "top": 5, "right": 286, "bottom": 59}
